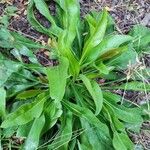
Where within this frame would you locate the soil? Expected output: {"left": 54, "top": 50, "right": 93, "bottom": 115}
{"left": 0, "top": 0, "right": 150, "bottom": 149}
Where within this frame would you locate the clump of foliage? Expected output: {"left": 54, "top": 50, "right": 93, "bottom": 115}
{"left": 0, "top": 0, "right": 150, "bottom": 149}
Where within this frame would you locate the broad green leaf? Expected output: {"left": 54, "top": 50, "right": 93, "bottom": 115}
{"left": 62, "top": 101, "right": 110, "bottom": 141}
{"left": 80, "top": 74, "right": 103, "bottom": 115}
{"left": 106, "top": 46, "right": 137, "bottom": 69}
{"left": 46, "top": 57, "right": 69, "bottom": 101}
{"left": 113, "top": 131, "right": 134, "bottom": 150}
{"left": 0, "top": 28, "right": 14, "bottom": 48}
{"left": 85, "top": 14, "right": 96, "bottom": 35}
{"left": 4, "top": 68, "right": 39, "bottom": 98}
{"left": 58, "top": 31, "right": 80, "bottom": 77}
{"left": 104, "top": 99, "right": 143, "bottom": 124}
{"left": 16, "top": 89, "right": 42, "bottom": 100}
{"left": 27, "top": 0, "right": 51, "bottom": 35}
{"left": 33, "top": 0, "right": 55, "bottom": 24}
{"left": 27, "top": 0, "right": 61, "bottom": 36}
{"left": 55, "top": 0, "right": 80, "bottom": 45}
{"left": 2, "top": 126, "right": 17, "bottom": 138}
{"left": 94, "top": 61, "right": 109, "bottom": 75}
{"left": 24, "top": 115, "right": 45, "bottom": 150}
{"left": 43, "top": 100, "right": 62, "bottom": 133}
{"left": 11, "top": 32, "right": 45, "bottom": 49}
{"left": 79, "top": 133, "right": 92, "bottom": 150}
{"left": 0, "top": 87, "right": 6, "bottom": 119}
{"left": 1, "top": 92, "right": 47, "bottom": 128}
{"left": 6, "top": 80, "right": 39, "bottom": 98}
{"left": 80, "top": 118, "right": 113, "bottom": 150}
{"left": 129, "top": 25, "right": 150, "bottom": 52}
{"left": 86, "top": 35, "right": 132, "bottom": 63}
{"left": 0, "top": 28, "right": 43, "bottom": 49}
{"left": 99, "top": 46, "right": 128, "bottom": 61}
{"left": 80, "top": 9, "right": 108, "bottom": 64}
{"left": 0, "top": 59, "right": 22, "bottom": 87}
{"left": 16, "top": 121, "right": 33, "bottom": 137}
{"left": 89, "top": 10, "right": 115, "bottom": 35}
{"left": 103, "top": 92, "right": 122, "bottom": 103}
{"left": 72, "top": 85, "right": 92, "bottom": 109}
{"left": 103, "top": 104, "right": 125, "bottom": 132}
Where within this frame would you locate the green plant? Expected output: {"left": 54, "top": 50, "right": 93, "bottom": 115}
{"left": 0, "top": 0, "right": 150, "bottom": 149}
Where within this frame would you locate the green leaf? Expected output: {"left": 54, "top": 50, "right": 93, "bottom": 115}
{"left": 46, "top": 57, "right": 69, "bottom": 101}
{"left": 99, "top": 46, "right": 128, "bottom": 61}
{"left": 0, "top": 28, "right": 14, "bottom": 48}
{"left": 27, "top": 0, "right": 50, "bottom": 35}
{"left": 48, "top": 110, "right": 72, "bottom": 150}
{"left": 94, "top": 61, "right": 109, "bottom": 75}
{"left": 80, "top": 118, "right": 113, "bottom": 150}
{"left": 16, "top": 90, "right": 42, "bottom": 100}
{"left": 27, "top": 0, "right": 61, "bottom": 36}
{"left": 11, "top": 32, "right": 45, "bottom": 49}
{"left": 85, "top": 35, "right": 132, "bottom": 63}
{"left": 16, "top": 121, "right": 33, "bottom": 137}
{"left": 129, "top": 25, "right": 150, "bottom": 52}
{"left": 58, "top": 31, "right": 80, "bottom": 77}
{"left": 43, "top": 100, "right": 62, "bottom": 133}
{"left": 85, "top": 14, "right": 96, "bottom": 35}
{"left": 24, "top": 115, "right": 45, "bottom": 150}
{"left": 0, "top": 59, "right": 22, "bottom": 87}
{"left": 80, "top": 74, "right": 103, "bottom": 115}
{"left": 104, "top": 98, "right": 143, "bottom": 124}
{"left": 80, "top": 9, "right": 108, "bottom": 64}
{"left": 103, "top": 92, "right": 122, "bottom": 103}
{"left": 56, "top": 0, "right": 80, "bottom": 45}
{"left": 5, "top": 80, "right": 39, "bottom": 99}
{"left": 103, "top": 104, "right": 125, "bottom": 132}
{"left": 106, "top": 46, "right": 137, "bottom": 70}
{"left": 106, "top": 81, "right": 150, "bottom": 91}
{"left": 1, "top": 92, "right": 47, "bottom": 128}
{"left": 113, "top": 131, "right": 134, "bottom": 150}
{"left": 0, "top": 87, "right": 6, "bottom": 119}
{"left": 62, "top": 101, "right": 110, "bottom": 141}
{"left": 33, "top": 0, "right": 55, "bottom": 24}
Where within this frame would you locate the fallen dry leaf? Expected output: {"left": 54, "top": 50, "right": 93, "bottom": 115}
{"left": 0, "top": 0, "right": 13, "bottom": 5}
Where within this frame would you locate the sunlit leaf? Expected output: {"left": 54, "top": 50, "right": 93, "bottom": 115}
{"left": 1, "top": 92, "right": 47, "bottom": 128}
{"left": 46, "top": 57, "right": 69, "bottom": 101}
{"left": 80, "top": 74, "right": 103, "bottom": 115}
{"left": 24, "top": 115, "right": 45, "bottom": 150}
{"left": 0, "top": 87, "right": 6, "bottom": 119}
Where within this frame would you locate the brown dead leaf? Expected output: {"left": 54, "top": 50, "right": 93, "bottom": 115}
{"left": 0, "top": 0, "right": 13, "bottom": 5}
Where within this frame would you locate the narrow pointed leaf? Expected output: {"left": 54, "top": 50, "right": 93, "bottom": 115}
{"left": 33, "top": 0, "right": 55, "bottom": 24}
{"left": 24, "top": 115, "right": 45, "bottom": 150}
{"left": 80, "top": 74, "right": 103, "bottom": 115}
{"left": 0, "top": 87, "right": 6, "bottom": 119}
{"left": 48, "top": 111, "right": 72, "bottom": 150}
{"left": 105, "top": 81, "right": 150, "bottom": 91}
